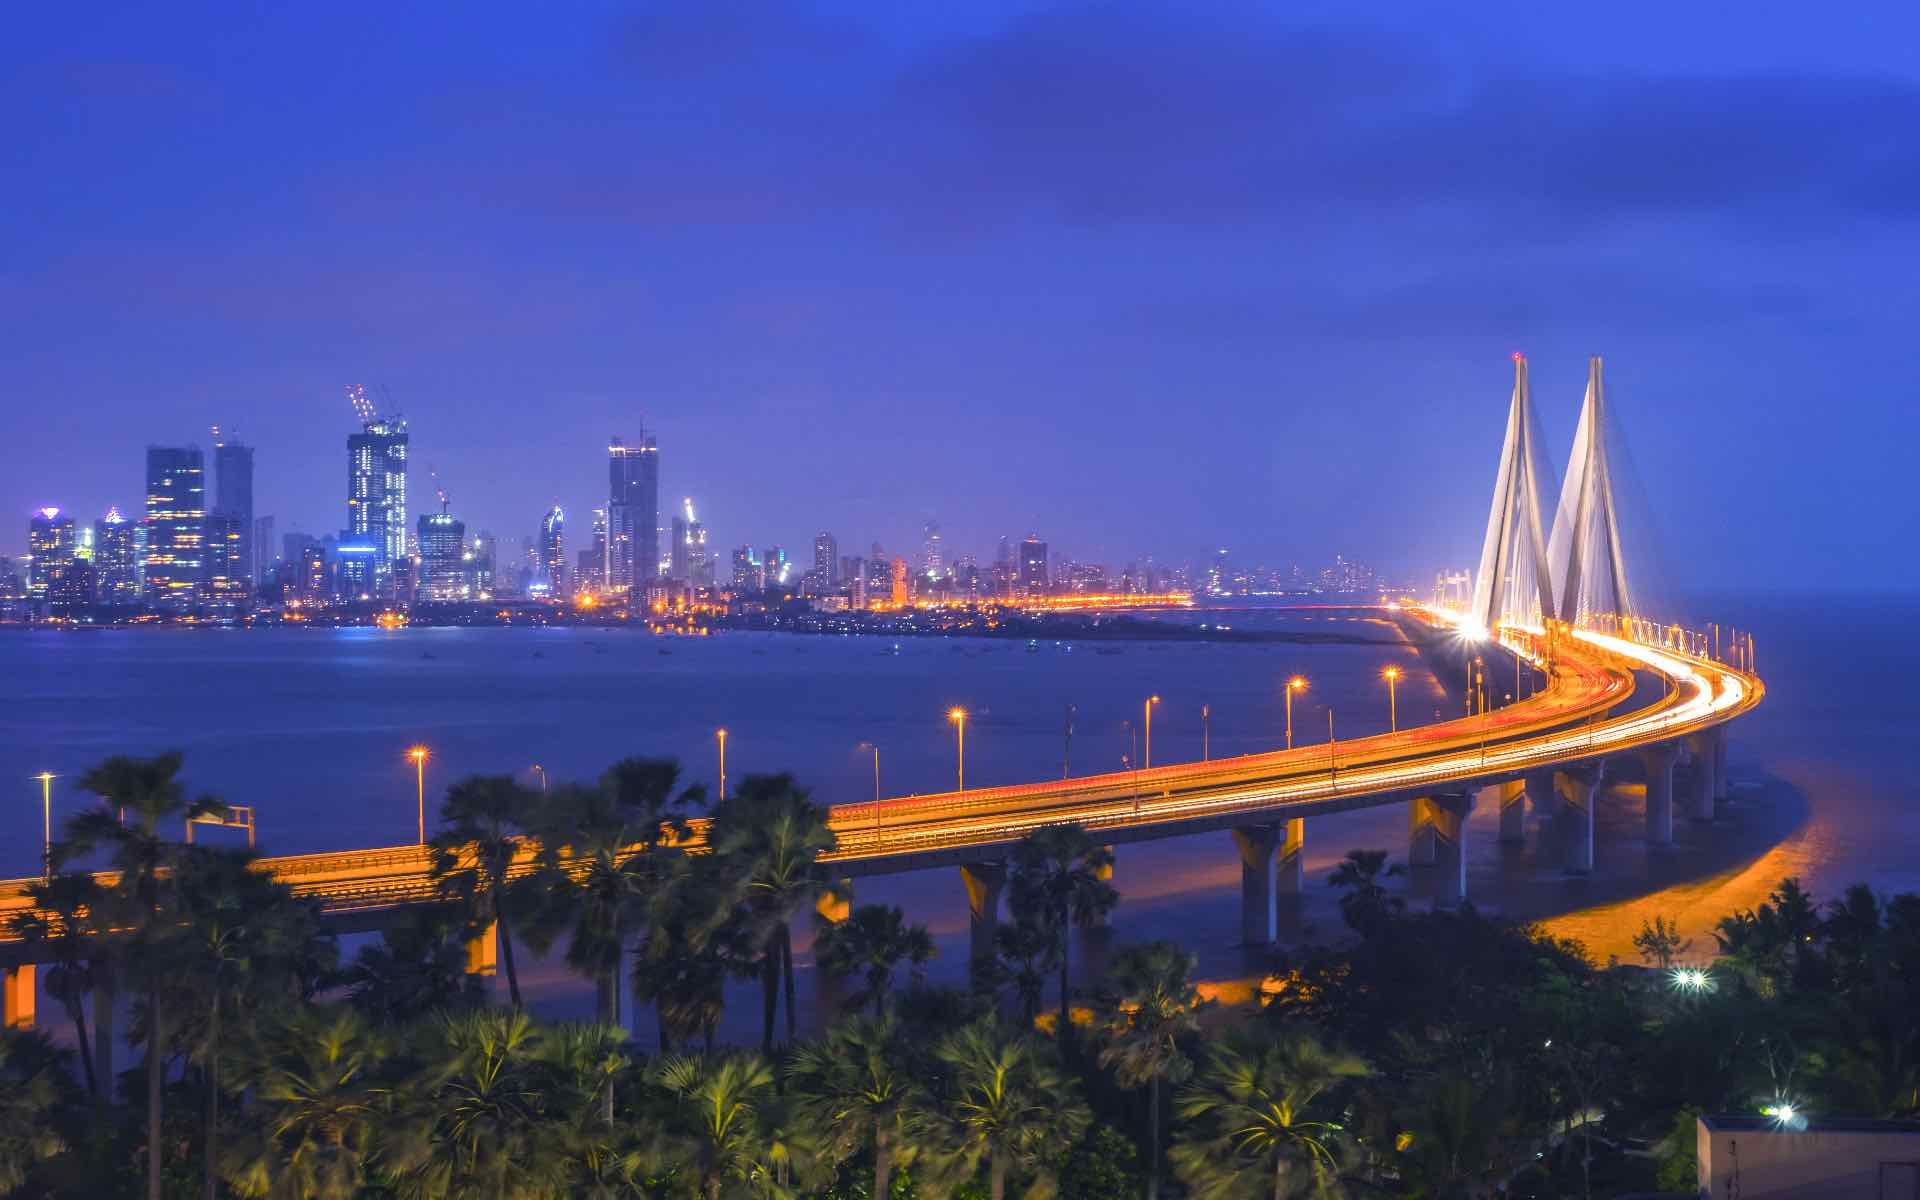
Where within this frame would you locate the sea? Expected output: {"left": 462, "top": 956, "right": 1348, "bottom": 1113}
{"left": 5, "top": 595, "right": 1915, "bottom": 1040}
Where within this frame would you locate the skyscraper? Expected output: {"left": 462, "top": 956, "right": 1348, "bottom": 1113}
{"left": 26, "top": 507, "right": 76, "bottom": 602}
{"left": 582, "top": 507, "right": 608, "bottom": 594}
{"left": 813, "top": 532, "right": 839, "bottom": 588}
{"left": 93, "top": 507, "right": 140, "bottom": 605}
{"left": 253, "top": 515, "right": 276, "bottom": 582}
{"left": 921, "top": 520, "right": 944, "bottom": 582}
{"left": 540, "top": 506, "right": 567, "bottom": 597}
{"left": 145, "top": 446, "right": 206, "bottom": 610}
{"left": 607, "top": 432, "right": 659, "bottom": 593}
{"left": 204, "top": 514, "right": 248, "bottom": 606}
{"left": 1019, "top": 535, "right": 1050, "bottom": 594}
{"left": 212, "top": 429, "right": 255, "bottom": 587}
{"left": 347, "top": 414, "right": 408, "bottom": 594}
{"left": 417, "top": 504, "right": 468, "bottom": 601}
{"left": 731, "top": 545, "right": 763, "bottom": 592}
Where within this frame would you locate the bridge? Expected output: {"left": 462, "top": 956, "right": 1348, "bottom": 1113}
{"left": 0, "top": 354, "right": 1765, "bottom": 1032}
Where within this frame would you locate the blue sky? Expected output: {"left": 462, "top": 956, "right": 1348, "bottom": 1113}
{"left": 4, "top": 1, "right": 1916, "bottom": 589}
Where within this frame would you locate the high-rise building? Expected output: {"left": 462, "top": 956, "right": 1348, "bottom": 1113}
{"left": 608, "top": 432, "right": 659, "bottom": 592}
{"left": 921, "top": 520, "right": 944, "bottom": 582}
{"left": 670, "top": 498, "right": 712, "bottom": 587}
{"left": 253, "top": 515, "right": 276, "bottom": 581}
{"left": 212, "top": 430, "right": 256, "bottom": 586}
{"left": 93, "top": 508, "right": 140, "bottom": 605}
{"left": 890, "top": 557, "right": 909, "bottom": 606}
{"left": 470, "top": 531, "right": 497, "bottom": 597}
{"left": 581, "top": 507, "right": 608, "bottom": 594}
{"left": 27, "top": 507, "right": 76, "bottom": 602}
{"left": 762, "top": 546, "right": 788, "bottom": 588}
{"left": 347, "top": 416, "right": 408, "bottom": 594}
{"left": 144, "top": 447, "right": 206, "bottom": 609}
{"left": 416, "top": 504, "right": 468, "bottom": 601}
{"left": 731, "top": 545, "right": 762, "bottom": 592}
{"left": 48, "top": 560, "right": 95, "bottom": 619}
{"left": 1018, "top": 535, "right": 1050, "bottom": 594}
{"left": 813, "top": 532, "right": 839, "bottom": 587}
{"left": 299, "top": 544, "right": 329, "bottom": 602}
{"left": 540, "top": 507, "right": 567, "bottom": 597}
{"left": 204, "top": 514, "right": 248, "bottom": 606}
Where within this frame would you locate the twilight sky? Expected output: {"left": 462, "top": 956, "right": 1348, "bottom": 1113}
{"left": 4, "top": 1, "right": 1917, "bottom": 591}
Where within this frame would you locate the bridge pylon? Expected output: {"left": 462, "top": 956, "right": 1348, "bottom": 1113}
{"left": 1468, "top": 354, "right": 1557, "bottom": 635}
{"left": 1549, "top": 356, "right": 1634, "bottom": 623}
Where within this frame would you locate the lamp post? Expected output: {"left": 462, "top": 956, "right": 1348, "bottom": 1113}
{"left": 407, "top": 747, "right": 429, "bottom": 845}
{"left": 33, "top": 772, "right": 54, "bottom": 881}
{"left": 948, "top": 708, "right": 968, "bottom": 793}
{"left": 1382, "top": 666, "right": 1401, "bottom": 732}
{"left": 531, "top": 763, "right": 547, "bottom": 793}
{"left": 1144, "top": 695, "right": 1159, "bottom": 770}
{"left": 1062, "top": 704, "right": 1076, "bottom": 779}
{"left": 856, "top": 742, "right": 880, "bottom": 847}
{"left": 1285, "top": 676, "right": 1307, "bottom": 750}
{"left": 1202, "top": 703, "right": 1211, "bottom": 761}
{"left": 716, "top": 729, "right": 728, "bottom": 801}
{"left": 1327, "top": 708, "right": 1337, "bottom": 786}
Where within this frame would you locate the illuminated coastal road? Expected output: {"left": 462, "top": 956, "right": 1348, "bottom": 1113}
{"left": 0, "top": 607, "right": 1763, "bottom": 951}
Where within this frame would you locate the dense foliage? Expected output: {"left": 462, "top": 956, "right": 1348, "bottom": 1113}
{"left": 6, "top": 751, "right": 1917, "bottom": 1199}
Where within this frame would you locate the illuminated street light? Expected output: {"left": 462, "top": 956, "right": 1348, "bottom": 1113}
{"left": 1382, "top": 666, "right": 1402, "bottom": 732}
{"left": 948, "top": 708, "right": 968, "bottom": 793}
{"left": 530, "top": 763, "right": 547, "bottom": 793}
{"left": 716, "top": 729, "right": 728, "bottom": 801}
{"left": 33, "top": 772, "right": 55, "bottom": 881}
{"left": 1144, "top": 695, "right": 1160, "bottom": 770}
{"left": 1285, "top": 676, "right": 1308, "bottom": 750}
{"left": 1201, "top": 703, "right": 1211, "bottom": 761}
{"left": 407, "top": 746, "right": 430, "bottom": 845}
{"left": 856, "top": 742, "right": 881, "bottom": 847}
{"left": 1669, "top": 966, "right": 1715, "bottom": 994}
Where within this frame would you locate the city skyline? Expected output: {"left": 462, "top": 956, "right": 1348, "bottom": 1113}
{"left": 5, "top": 4, "right": 1917, "bottom": 590}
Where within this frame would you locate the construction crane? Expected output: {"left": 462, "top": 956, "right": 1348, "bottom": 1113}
{"left": 346, "top": 384, "right": 377, "bottom": 427}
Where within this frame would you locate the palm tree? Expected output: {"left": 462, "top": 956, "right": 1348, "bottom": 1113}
{"left": 921, "top": 1019, "right": 1089, "bottom": 1200}
{"left": 813, "top": 904, "right": 935, "bottom": 1017}
{"left": 519, "top": 759, "right": 702, "bottom": 1026}
{"left": 222, "top": 1009, "right": 387, "bottom": 1199}
{"left": 788, "top": 1014, "right": 924, "bottom": 1200}
{"left": 1172, "top": 1026, "right": 1368, "bottom": 1200}
{"left": 382, "top": 1007, "right": 572, "bottom": 1199}
{"left": 429, "top": 775, "right": 539, "bottom": 1007}
{"left": 342, "top": 907, "right": 486, "bottom": 1026}
{"left": 987, "top": 918, "right": 1061, "bottom": 1028}
{"left": 649, "top": 1051, "right": 779, "bottom": 1200}
{"left": 1098, "top": 943, "right": 1209, "bottom": 1200}
{"left": 1007, "top": 824, "right": 1118, "bottom": 1042}
{"left": 8, "top": 872, "right": 106, "bottom": 1097}
{"left": 1326, "top": 850, "right": 1403, "bottom": 936}
{"left": 633, "top": 856, "right": 756, "bottom": 1054}
{"left": 706, "top": 775, "right": 839, "bottom": 1054}
{"left": 539, "top": 1021, "right": 643, "bottom": 1188}
{"left": 56, "top": 751, "right": 224, "bottom": 1200}
{"left": 0, "top": 1030, "right": 67, "bottom": 1196}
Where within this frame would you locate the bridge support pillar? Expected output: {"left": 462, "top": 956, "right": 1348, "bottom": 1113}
{"left": 1408, "top": 799, "right": 1437, "bottom": 866}
{"left": 1232, "top": 826, "right": 1279, "bottom": 946}
{"left": 816, "top": 879, "right": 852, "bottom": 924}
{"left": 1275, "top": 820, "right": 1305, "bottom": 899}
{"left": 1712, "top": 726, "right": 1730, "bottom": 803}
{"left": 1641, "top": 742, "right": 1681, "bottom": 846}
{"left": 1685, "top": 732, "right": 1718, "bottom": 822}
{"left": 3, "top": 964, "right": 34, "bottom": 1029}
{"left": 1427, "top": 793, "right": 1472, "bottom": 908}
{"left": 1557, "top": 768, "right": 1598, "bottom": 874}
{"left": 1492, "top": 780, "right": 1528, "bottom": 844}
{"left": 464, "top": 921, "right": 499, "bottom": 978}
{"left": 961, "top": 862, "right": 1008, "bottom": 968}
{"left": 1091, "top": 849, "right": 1114, "bottom": 927}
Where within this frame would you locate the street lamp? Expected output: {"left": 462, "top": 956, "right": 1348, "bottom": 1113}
{"left": 1285, "top": 676, "right": 1308, "bottom": 750}
{"left": 716, "top": 729, "right": 728, "bottom": 801}
{"left": 1144, "top": 695, "right": 1160, "bottom": 770}
{"left": 33, "top": 772, "right": 54, "bottom": 881}
{"left": 1327, "top": 708, "right": 1337, "bottom": 786}
{"left": 530, "top": 763, "right": 547, "bottom": 793}
{"left": 406, "top": 747, "right": 429, "bottom": 845}
{"left": 856, "top": 742, "right": 881, "bottom": 847}
{"left": 1382, "top": 666, "right": 1402, "bottom": 732}
{"left": 948, "top": 708, "right": 968, "bottom": 793}
{"left": 1062, "top": 703, "right": 1076, "bottom": 780}
{"left": 1201, "top": 703, "right": 1211, "bottom": 761}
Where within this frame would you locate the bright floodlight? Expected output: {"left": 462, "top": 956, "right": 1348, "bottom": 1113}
{"left": 1669, "top": 967, "right": 1714, "bottom": 994}
{"left": 1288, "top": 676, "right": 1308, "bottom": 692}
{"left": 407, "top": 746, "right": 429, "bottom": 762}
{"left": 948, "top": 707, "right": 967, "bottom": 723}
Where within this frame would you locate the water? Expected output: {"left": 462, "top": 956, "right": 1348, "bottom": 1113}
{"left": 5, "top": 596, "right": 1914, "bottom": 1037}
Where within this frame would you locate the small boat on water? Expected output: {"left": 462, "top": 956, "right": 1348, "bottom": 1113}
{"left": 1026, "top": 639, "right": 1040, "bottom": 653}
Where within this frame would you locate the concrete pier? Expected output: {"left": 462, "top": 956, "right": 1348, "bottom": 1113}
{"left": 1426, "top": 793, "right": 1472, "bottom": 907}
{"left": 464, "top": 921, "right": 499, "bottom": 977}
{"left": 3, "top": 964, "right": 33, "bottom": 1029}
{"left": 960, "top": 861, "right": 1007, "bottom": 966}
{"left": 1642, "top": 742, "right": 1681, "bottom": 845}
{"left": 1685, "top": 731, "right": 1718, "bottom": 821}
{"left": 815, "top": 879, "right": 852, "bottom": 924}
{"left": 1409, "top": 798, "right": 1438, "bottom": 866}
{"left": 1558, "top": 767, "right": 1598, "bottom": 874}
{"left": 1232, "top": 825, "right": 1279, "bottom": 946}
{"left": 1492, "top": 779, "right": 1528, "bottom": 844}
{"left": 1275, "top": 819, "right": 1305, "bottom": 897}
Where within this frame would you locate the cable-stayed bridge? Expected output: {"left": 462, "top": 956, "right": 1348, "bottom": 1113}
{"left": 1, "top": 358, "right": 1764, "bottom": 1032}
